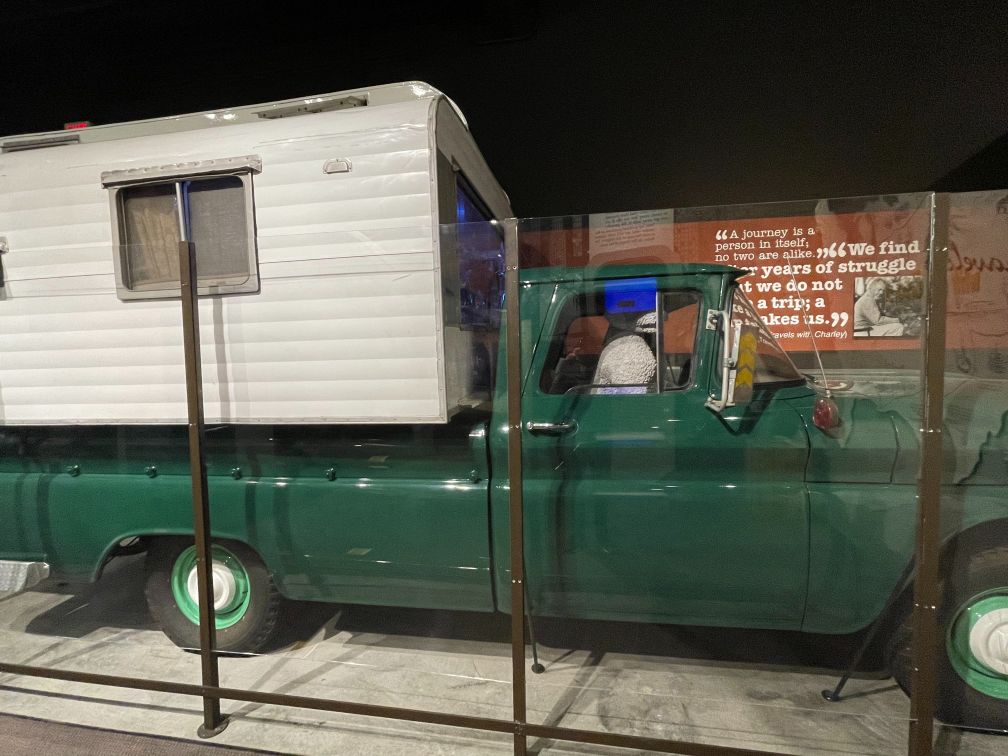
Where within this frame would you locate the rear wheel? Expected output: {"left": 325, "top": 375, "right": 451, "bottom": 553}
{"left": 888, "top": 545, "right": 1008, "bottom": 730}
{"left": 144, "top": 537, "right": 284, "bottom": 653}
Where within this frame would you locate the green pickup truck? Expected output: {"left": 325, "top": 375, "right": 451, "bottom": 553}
{"left": 1, "top": 263, "right": 1007, "bottom": 729}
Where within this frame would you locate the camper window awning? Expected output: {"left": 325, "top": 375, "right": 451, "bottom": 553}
{"left": 101, "top": 155, "right": 262, "bottom": 187}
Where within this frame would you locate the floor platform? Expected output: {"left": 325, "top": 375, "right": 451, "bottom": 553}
{"left": 0, "top": 555, "right": 1004, "bottom": 755}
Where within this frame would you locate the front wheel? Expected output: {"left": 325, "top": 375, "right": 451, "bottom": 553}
{"left": 888, "top": 544, "right": 1008, "bottom": 731}
{"left": 144, "top": 537, "right": 284, "bottom": 653}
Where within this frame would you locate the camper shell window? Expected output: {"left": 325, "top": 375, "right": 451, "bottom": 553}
{"left": 456, "top": 175, "right": 504, "bottom": 330}
{"left": 103, "top": 156, "right": 260, "bottom": 299}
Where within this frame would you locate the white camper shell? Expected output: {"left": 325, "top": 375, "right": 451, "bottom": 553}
{"left": 0, "top": 82, "right": 511, "bottom": 425}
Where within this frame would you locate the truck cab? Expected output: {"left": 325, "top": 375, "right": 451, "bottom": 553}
{"left": 491, "top": 264, "right": 819, "bottom": 629}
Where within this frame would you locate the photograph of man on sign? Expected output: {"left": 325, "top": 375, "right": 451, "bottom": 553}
{"left": 852, "top": 276, "right": 923, "bottom": 338}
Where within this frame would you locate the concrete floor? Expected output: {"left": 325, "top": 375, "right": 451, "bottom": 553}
{"left": 0, "top": 555, "right": 1004, "bottom": 755}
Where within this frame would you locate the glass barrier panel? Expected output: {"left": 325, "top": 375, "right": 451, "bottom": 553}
{"left": 514, "top": 200, "right": 931, "bottom": 752}
{"left": 202, "top": 222, "right": 513, "bottom": 750}
{"left": 0, "top": 430, "right": 205, "bottom": 731}
{"left": 933, "top": 189, "right": 1008, "bottom": 744}
{"left": 11, "top": 194, "right": 1008, "bottom": 753}
{"left": 0, "top": 221, "right": 515, "bottom": 749}
{"left": 0, "top": 238, "right": 213, "bottom": 733}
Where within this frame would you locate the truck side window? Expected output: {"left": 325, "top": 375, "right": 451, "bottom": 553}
{"left": 660, "top": 291, "right": 701, "bottom": 389}
{"left": 540, "top": 288, "right": 701, "bottom": 395}
{"left": 540, "top": 301, "right": 609, "bottom": 394}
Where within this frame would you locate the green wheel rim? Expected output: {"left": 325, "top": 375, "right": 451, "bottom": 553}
{"left": 170, "top": 545, "right": 251, "bottom": 630}
{"left": 946, "top": 589, "right": 1008, "bottom": 699}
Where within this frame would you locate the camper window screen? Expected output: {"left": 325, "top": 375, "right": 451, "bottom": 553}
{"left": 113, "top": 174, "right": 258, "bottom": 299}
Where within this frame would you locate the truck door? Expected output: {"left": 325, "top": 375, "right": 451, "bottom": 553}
{"left": 520, "top": 274, "right": 812, "bottom": 627}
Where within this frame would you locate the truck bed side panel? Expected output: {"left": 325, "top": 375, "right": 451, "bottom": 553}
{"left": 0, "top": 419, "right": 495, "bottom": 611}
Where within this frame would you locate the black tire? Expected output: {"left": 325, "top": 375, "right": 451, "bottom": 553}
{"left": 144, "top": 537, "right": 285, "bottom": 653}
{"left": 887, "top": 544, "right": 1008, "bottom": 731}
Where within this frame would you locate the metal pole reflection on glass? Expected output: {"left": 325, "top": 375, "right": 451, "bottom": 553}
{"left": 907, "top": 193, "right": 948, "bottom": 756}
{"left": 504, "top": 220, "right": 527, "bottom": 756}
{"left": 178, "top": 240, "right": 227, "bottom": 737}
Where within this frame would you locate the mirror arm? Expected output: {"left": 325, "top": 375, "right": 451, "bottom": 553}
{"left": 704, "top": 309, "right": 734, "bottom": 412}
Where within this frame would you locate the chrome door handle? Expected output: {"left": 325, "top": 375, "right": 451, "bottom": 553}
{"left": 525, "top": 420, "right": 577, "bottom": 435}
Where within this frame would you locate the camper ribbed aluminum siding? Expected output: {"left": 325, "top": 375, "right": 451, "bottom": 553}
{"left": 0, "top": 92, "right": 457, "bottom": 424}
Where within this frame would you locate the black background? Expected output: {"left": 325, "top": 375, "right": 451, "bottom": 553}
{"left": 2, "top": 0, "right": 1006, "bottom": 217}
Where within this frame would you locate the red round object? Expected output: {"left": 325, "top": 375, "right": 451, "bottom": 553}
{"left": 813, "top": 396, "right": 841, "bottom": 432}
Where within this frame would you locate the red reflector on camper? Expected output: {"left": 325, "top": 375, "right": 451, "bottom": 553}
{"left": 63, "top": 121, "right": 91, "bottom": 130}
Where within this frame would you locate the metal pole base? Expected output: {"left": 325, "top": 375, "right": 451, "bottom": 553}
{"left": 197, "top": 716, "right": 230, "bottom": 739}
{"left": 821, "top": 689, "right": 843, "bottom": 703}
{"left": 531, "top": 662, "right": 545, "bottom": 674}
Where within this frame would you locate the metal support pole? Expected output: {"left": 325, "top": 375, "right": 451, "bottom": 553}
{"left": 178, "top": 240, "right": 228, "bottom": 738}
{"left": 504, "top": 220, "right": 527, "bottom": 756}
{"left": 907, "top": 193, "right": 949, "bottom": 756}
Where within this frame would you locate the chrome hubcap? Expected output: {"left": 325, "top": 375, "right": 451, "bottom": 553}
{"left": 969, "top": 608, "right": 1008, "bottom": 675}
{"left": 186, "top": 561, "right": 239, "bottom": 612}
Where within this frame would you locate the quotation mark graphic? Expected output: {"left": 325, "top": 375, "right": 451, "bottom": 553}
{"left": 816, "top": 243, "right": 846, "bottom": 259}
{"left": 830, "top": 312, "right": 850, "bottom": 328}
{"left": 715, "top": 229, "right": 730, "bottom": 240}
